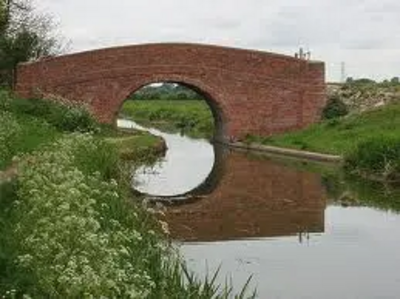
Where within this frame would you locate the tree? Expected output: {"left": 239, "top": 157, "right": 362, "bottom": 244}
{"left": 0, "top": 0, "right": 66, "bottom": 87}
{"left": 390, "top": 77, "right": 399, "bottom": 85}
{"left": 345, "top": 77, "right": 354, "bottom": 84}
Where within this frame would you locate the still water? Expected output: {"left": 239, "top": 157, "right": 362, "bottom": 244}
{"left": 119, "top": 119, "right": 400, "bottom": 299}
{"left": 117, "top": 119, "right": 214, "bottom": 196}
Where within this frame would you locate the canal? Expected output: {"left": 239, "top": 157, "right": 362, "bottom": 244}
{"left": 118, "top": 118, "right": 400, "bottom": 299}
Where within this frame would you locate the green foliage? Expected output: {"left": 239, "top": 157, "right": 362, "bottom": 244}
{"left": 344, "top": 77, "right": 376, "bottom": 87}
{"left": 0, "top": 111, "right": 21, "bottom": 169}
{"left": 122, "top": 83, "right": 213, "bottom": 138}
{"left": 0, "top": 0, "right": 65, "bottom": 87}
{"left": 248, "top": 102, "right": 400, "bottom": 155}
{"left": 390, "top": 77, "right": 399, "bottom": 84}
{"left": 121, "top": 99, "right": 215, "bottom": 139}
{"left": 106, "top": 134, "right": 164, "bottom": 163}
{"left": 0, "top": 90, "right": 98, "bottom": 168}
{"left": 322, "top": 95, "right": 348, "bottom": 120}
{"left": 1, "top": 91, "right": 97, "bottom": 133}
{"left": 0, "top": 111, "right": 61, "bottom": 170}
{"left": 344, "top": 77, "right": 400, "bottom": 92}
{"left": 345, "top": 136, "right": 400, "bottom": 181}
{"left": 2, "top": 135, "right": 158, "bottom": 297}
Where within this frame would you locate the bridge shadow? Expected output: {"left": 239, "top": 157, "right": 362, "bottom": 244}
{"left": 161, "top": 149, "right": 327, "bottom": 242}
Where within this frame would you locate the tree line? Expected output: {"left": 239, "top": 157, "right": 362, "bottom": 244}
{"left": 345, "top": 76, "right": 400, "bottom": 86}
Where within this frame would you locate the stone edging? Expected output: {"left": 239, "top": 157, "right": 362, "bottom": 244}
{"left": 229, "top": 142, "right": 343, "bottom": 163}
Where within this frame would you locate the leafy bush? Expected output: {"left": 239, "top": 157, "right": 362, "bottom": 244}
{"left": 322, "top": 95, "right": 349, "bottom": 120}
{"left": 345, "top": 136, "right": 400, "bottom": 181}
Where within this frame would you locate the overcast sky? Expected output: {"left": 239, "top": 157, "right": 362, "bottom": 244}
{"left": 36, "top": 0, "right": 400, "bottom": 82}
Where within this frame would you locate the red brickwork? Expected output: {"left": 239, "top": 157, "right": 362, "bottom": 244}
{"left": 15, "top": 43, "right": 325, "bottom": 141}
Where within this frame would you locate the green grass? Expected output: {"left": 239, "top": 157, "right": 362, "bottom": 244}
{"left": 121, "top": 99, "right": 215, "bottom": 139}
{"left": 105, "top": 132, "right": 165, "bottom": 162}
{"left": 247, "top": 103, "right": 400, "bottom": 155}
{"left": 0, "top": 90, "right": 95, "bottom": 169}
{"left": 12, "top": 115, "right": 61, "bottom": 154}
{"left": 0, "top": 113, "right": 60, "bottom": 170}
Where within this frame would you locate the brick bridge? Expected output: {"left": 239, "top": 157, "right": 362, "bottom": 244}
{"left": 15, "top": 43, "right": 325, "bottom": 141}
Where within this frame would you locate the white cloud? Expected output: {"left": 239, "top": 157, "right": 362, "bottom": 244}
{"left": 36, "top": 0, "right": 400, "bottom": 81}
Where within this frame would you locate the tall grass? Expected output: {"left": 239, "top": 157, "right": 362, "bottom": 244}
{"left": 344, "top": 136, "right": 400, "bottom": 181}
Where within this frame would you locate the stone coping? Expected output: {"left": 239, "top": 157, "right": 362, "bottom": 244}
{"left": 229, "top": 142, "right": 342, "bottom": 163}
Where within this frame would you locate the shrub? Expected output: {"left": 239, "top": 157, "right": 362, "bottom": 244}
{"left": 322, "top": 95, "right": 349, "bottom": 120}
{"left": 54, "top": 105, "right": 97, "bottom": 133}
{"left": 345, "top": 136, "right": 400, "bottom": 181}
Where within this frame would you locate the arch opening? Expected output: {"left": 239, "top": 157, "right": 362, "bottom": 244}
{"left": 115, "top": 80, "right": 226, "bottom": 142}
{"left": 116, "top": 81, "right": 225, "bottom": 198}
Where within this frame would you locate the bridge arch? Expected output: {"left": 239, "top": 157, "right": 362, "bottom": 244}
{"left": 15, "top": 43, "right": 326, "bottom": 141}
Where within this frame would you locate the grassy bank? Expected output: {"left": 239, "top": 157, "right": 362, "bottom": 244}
{"left": 247, "top": 103, "right": 400, "bottom": 155}
{"left": 0, "top": 111, "right": 60, "bottom": 170}
{"left": 121, "top": 99, "right": 214, "bottom": 139}
{"left": 0, "top": 91, "right": 253, "bottom": 298}
{"left": 106, "top": 132, "right": 166, "bottom": 162}
{"left": 247, "top": 103, "right": 400, "bottom": 182}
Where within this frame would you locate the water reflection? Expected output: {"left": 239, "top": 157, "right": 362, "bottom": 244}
{"left": 164, "top": 151, "right": 326, "bottom": 241}
{"left": 118, "top": 119, "right": 400, "bottom": 298}
{"left": 117, "top": 119, "right": 215, "bottom": 196}
{"left": 174, "top": 152, "right": 400, "bottom": 299}
{"left": 170, "top": 151, "right": 400, "bottom": 299}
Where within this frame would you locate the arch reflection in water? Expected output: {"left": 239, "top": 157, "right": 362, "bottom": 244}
{"left": 164, "top": 150, "right": 327, "bottom": 241}
{"left": 117, "top": 119, "right": 217, "bottom": 197}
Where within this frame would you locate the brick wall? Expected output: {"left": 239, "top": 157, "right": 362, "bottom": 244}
{"left": 15, "top": 43, "right": 326, "bottom": 141}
